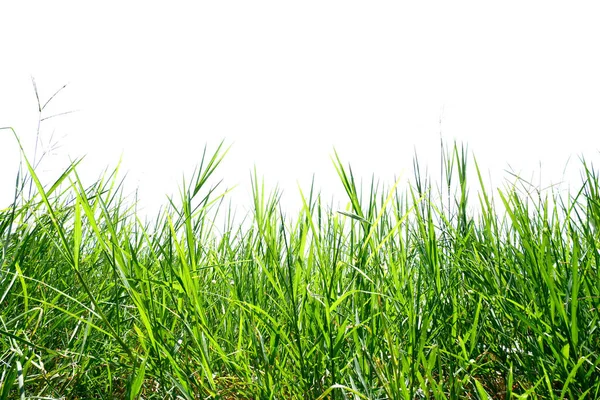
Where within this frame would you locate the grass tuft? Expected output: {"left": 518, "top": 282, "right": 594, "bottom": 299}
{"left": 1, "top": 125, "right": 599, "bottom": 398}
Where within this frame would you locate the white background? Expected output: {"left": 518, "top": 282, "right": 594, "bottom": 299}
{"left": 2, "top": 2, "right": 599, "bottom": 218}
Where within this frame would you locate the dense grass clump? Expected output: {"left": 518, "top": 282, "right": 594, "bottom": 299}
{"left": 1, "top": 127, "right": 599, "bottom": 399}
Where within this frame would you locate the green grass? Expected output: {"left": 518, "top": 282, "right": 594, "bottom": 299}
{"left": 1, "top": 125, "right": 599, "bottom": 399}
